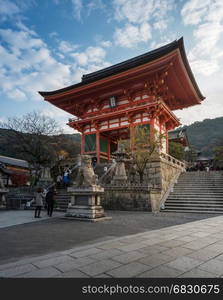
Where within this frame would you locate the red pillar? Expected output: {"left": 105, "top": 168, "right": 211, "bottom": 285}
{"left": 108, "top": 138, "right": 111, "bottom": 161}
{"left": 81, "top": 133, "right": 85, "bottom": 155}
{"left": 166, "top": 128, "right": 169, "bottom": 154}
{"left": 96, "top": 130, "right": 100, "bottom": 163}
{"left": 150, "top": 118, "right": 155, "bottom": 143}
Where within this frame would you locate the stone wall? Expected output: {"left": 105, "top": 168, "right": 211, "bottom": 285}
{"left": 148, "top": 152, "right": 185, "bottom": 212}
{"left": 102, "top": 184, "right": 151, "bottom": 211}
{"left": 102, "top": 153, "right": 185, "bottom": 212}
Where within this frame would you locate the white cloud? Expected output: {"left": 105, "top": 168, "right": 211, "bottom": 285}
{"left": 114, "top": 22, "right": 152, "bottom": 48}
{"left": 0, "top": 26, "right": 72, "bottom": 102}
{"left": 71, "top": 46, "right": 107, "bottom": 66}
{"left": 0, "top": 21, "right": 111, "bottom": 109}
{"left": 71, "top": 0, "right": 83, "bottom": 21}
{"left": 0, "top": 0, "right": 20, "bottom": 21}
{"left": 58, "top": 40, "right": 79, "bottom": 53}
{"left": 100, "top": 40, "right": 112, "bottom": 48}
{"left": 113, "top": 0, "right": 174, "bottom": 24}
{"left": 181, "top": 0, "right": 223, "bottom": 76}
{"left": 181, "top": 0, "right": 211, "bottom": 25}
{"left": 153, "top": 20, "right": 168, "bottom": 31}
{"left": 49, "top": 31, "right": 58, "bottom": 39}
{"left": 190, "top": 59, "right": 219, "bottom": 76}
{"left": 7, "top": 89, "right": 27, "bottom": 101}
{"left": 176, "top": 96, "right": 223, "bottom": 125}
{"left": 70, "top": 0, "right": 105, "bottom": 21}
{"left": 112, "top": 0, "right": 174, "bottom": 48}
{"left": 193, "top": 22, "right": 223, "bottom": 56}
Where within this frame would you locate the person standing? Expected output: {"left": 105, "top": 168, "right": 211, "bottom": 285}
{"left": 34, "top": 188, "right": 44, "bottom": 218}
{"left": 45, "top": 187, "right": 56, "bottom": 217}
{"left": 56, "top": 174, "right": 62, "bottom": 188}
{"left": 63, "top": 170, "right": 69, "bottom": 188}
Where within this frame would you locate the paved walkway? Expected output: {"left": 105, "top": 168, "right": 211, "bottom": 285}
{"left": 1, "top": 214, "right": 223, "bottom": 278}
{"left": 0, "top": 210, "right": 64, "bottom": 228}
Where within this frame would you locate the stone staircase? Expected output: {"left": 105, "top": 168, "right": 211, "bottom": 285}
{"left": 55, "top": 189, "right": 71, "bottom": 212}
{"left": 163, "top": 171, "right": 223, "bottom": 214}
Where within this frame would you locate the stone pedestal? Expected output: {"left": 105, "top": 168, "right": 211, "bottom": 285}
{"left": 0, "top": 173, "right": 8, "bottom": 208}
{"left": 37, "top": 167, "right": 54, "bottom": 189}
{"left": 0, "top": 188, "right": 8, "bottom": 208}
{"left": 65, "top": 185, "right": 111, "bottom": 222}
{"left": 111, "top": 148, "right": 128, "bottom": 185}
{"left": 111, "top": 161, "right": 127, "bottom": 184}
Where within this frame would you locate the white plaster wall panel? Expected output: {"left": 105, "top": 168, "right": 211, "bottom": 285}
{"left": 110, "top": 119, "right": 119, "bottom": 123}
{"left": 143, "top": 117, "right": 149, "bottom": 121}
{"left": 101, "top": 121, "right": 107, "bottom": 126}
{"left": 119, "top": 100, "right": 129, "bottom": 105}
{"left": 121, "top": 117, "right": 128, "bottom": 121}
{"left": 120, "top": 121, "right": 129, "bottom": 126}
{"left": 110, "top": 123, "right": 118, "bottom": 128}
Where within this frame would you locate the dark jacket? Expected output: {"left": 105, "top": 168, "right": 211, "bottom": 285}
{"left": 45, "top": 190, "right": 55, "bottom": 204}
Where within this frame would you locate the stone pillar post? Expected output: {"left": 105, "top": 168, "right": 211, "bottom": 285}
{"left": 150, "top": 189, "right": 161, "bottom": 213}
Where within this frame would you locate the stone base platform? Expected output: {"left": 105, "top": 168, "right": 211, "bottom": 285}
{"left": 62, "top": 216, "right": 112, "bottom": 222}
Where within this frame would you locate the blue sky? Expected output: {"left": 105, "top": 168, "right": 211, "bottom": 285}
{"left": 1, "top": 0, "right": 223, "bottom": 133}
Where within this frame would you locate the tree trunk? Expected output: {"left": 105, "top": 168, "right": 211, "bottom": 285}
{"left": 139, "top": 172, "right": 144, "bottom": 184}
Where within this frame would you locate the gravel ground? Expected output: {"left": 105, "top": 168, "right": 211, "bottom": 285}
{"left": 0, "top": 210, "right": 218, "bottom": 264}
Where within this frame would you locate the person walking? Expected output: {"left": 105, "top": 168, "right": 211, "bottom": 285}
{"left": 63, "top": 170, "right": 69, "bottom": 188}
{"left": 34, "top": 188, "right": 44, "bottom": 218}
{"left": 45, "top": 187, "right": 56, "bottom": 217}
{"left": 56, "top": 174, "right": 62, "bottom": 188}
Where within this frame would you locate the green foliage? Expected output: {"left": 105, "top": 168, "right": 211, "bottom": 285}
{"left": 169, "top": 142, "right": 185, "bottom": 161}
{"left": 213, "top": 146, "right": 223, "bottom": 161}
{"left": 119, "top": 125, "right": 164, "bottom": 183}
{"left": 184, "top": 117, "right": 223, "bottom": 156}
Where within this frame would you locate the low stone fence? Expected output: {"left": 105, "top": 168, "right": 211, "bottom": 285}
{"left": 102, "top": 153, "right": 185, "bottom": 212}
{"left": 103, "top": 184, "right": 151, "bottom": 211}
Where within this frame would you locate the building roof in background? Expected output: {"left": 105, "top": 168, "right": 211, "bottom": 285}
{"left": 0, "top": 155, "right": 29, "bottom": 169}
{"left": 168, "top": 128, "right": 189, "bottom": 147}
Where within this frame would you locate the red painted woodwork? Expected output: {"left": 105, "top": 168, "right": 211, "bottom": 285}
{"left": 39, "top": 38, "right": 204, "bottom": 162}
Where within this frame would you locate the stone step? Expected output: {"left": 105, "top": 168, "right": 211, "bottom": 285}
{"left": 168, "top": 198, "right": 223, "bottom": 202}
{"left": 174, "top": 186, "right": 223, "bottom": 189}
{"left": 176, "top": 181, "right": 223, "bottom": 184}
{"left": 164, "top": 171, "right": 223, "bottom": 214}
{"left": 169, "top": 194, "right": 223, "bottom": 197}
{"left": 55, "top": 193, "right": 70, "bottom": 211}
{"left": 163, "top": 205, "right": 223, "bottom": 211}
{"left": 177, "top": 176, "right": 223, "bottom": 179}
{"left": 172, "top": 187, "right": 223, "bottom": 190}
{"left": 162, "top": 209, "right": 223, "bottom": 214}
{"left": 166, "top": 201, "right": 223, "bottom": 206}
{"left": 175, "top": 182, "right": 223, "bottom": 184}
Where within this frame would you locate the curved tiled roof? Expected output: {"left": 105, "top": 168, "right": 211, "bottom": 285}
{"left": 0, "top": 155, "right": 29, "bottom": 169}
{"left": 39, "top": 37, "right": 205, "bottom": 101}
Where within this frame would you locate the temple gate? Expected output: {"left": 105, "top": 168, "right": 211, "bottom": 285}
{"left": 39, "top": 37, "right": 204, "bottom": 165}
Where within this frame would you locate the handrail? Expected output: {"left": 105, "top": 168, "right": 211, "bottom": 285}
{"left": 98, "top": 161, "right": 117, "bottom": 184}
{"left": 159, "top": 169, "right": 182, "bottom": 209}
{"left": 160, "top": 152, "right": 185, "bottom": 169}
